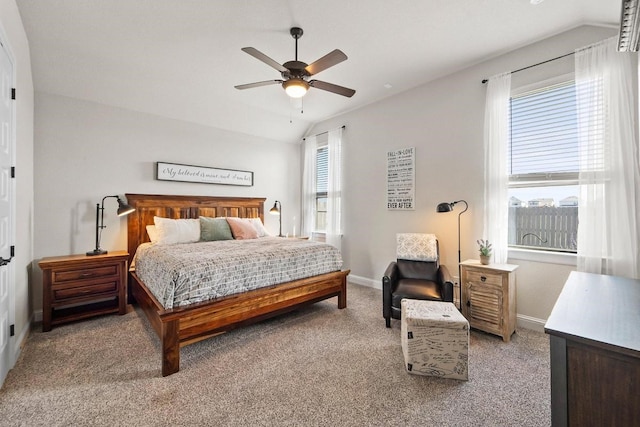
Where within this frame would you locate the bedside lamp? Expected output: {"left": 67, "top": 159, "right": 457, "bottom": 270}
{"left": 87, "top": 195, "right": 135, "bottom": 256}
{"left": 269, "top": 200, "right": 283, "bottom": 237}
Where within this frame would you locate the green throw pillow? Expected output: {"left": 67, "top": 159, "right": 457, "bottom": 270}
{"left": 200, "top": 216, "right": 233, "bottom": 241}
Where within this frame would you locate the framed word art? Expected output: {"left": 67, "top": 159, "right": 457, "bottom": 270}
{"left": 387, "top": 147, "right": 415, "bottom": 210}
{"left": 156, "top": 162, "right": 254, "bottom": 187}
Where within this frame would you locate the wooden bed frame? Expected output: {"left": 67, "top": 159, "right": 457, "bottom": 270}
{"left": 125, "top": 194, "right": 349, "bottom": 376}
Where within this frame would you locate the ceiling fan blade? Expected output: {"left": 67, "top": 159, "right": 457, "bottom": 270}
{"left": 235, "top": 80, "right": 283, "bottom": 90}
{"left": 241, "top": 47, "right": 288, "bottom": 73}
{"left": 309, "top": 80, "right": 356, "bottom": 97}
{"left": 305, "top": 49, "right": 348, "bottom": 76}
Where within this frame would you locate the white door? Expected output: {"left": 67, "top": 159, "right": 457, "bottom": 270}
{"left": 0, "top": 39, "right": 14, "bottom": 385}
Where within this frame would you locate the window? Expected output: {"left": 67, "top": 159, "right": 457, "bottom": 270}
{"left": 508, "top": 79, "right": 579, "bottom": 253}
{"left": 303, "top": 127, "right": 342, "bottom": 247}
{"left": 315, "top": 145, "right": 328, "bottom": 232}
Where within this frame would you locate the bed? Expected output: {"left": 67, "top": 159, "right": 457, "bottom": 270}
{"left": 125, "top": 194, "right": 350, "bottom": 376}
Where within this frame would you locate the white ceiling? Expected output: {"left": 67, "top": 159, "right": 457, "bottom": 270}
{"left": 17, "top": 0, "right": 620, "bottom": 143}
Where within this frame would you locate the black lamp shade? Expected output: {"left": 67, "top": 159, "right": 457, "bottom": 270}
{"left": 436, "top": 202, "right": 453, "bottom": 213}
{"left": 269, "top": 202, "right": 280, "bottom": 215}
{"left": 117, "top": 199, "right": 135, "bottom": 216}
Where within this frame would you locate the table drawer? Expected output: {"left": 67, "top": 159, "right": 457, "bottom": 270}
{"left": 466, "top": 270, "right": 502, "bottom": 287}
{"left": 52, "top": 264, "right": 119, "bottom": 283}
{"left": 52, "top": 279, "right": 119, "bottom": 302}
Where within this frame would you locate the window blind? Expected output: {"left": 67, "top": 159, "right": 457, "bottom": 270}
{"left": 509, "top": 81, "right": 580, "bottom": 180}
{"left": 316, "top": 146, "right": 328, "bottom": 195}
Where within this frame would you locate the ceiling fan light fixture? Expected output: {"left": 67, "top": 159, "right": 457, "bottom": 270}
{"left": 283, "top": 79, "right": 309, "bottom": 98}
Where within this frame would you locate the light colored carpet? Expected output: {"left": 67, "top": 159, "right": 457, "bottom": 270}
{"left": 0, "top": 284, "right": 551, "bottom": 426}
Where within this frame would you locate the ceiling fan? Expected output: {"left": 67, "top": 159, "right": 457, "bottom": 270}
{"left": 235, "top": 27, "right": 356, "bottom": 98}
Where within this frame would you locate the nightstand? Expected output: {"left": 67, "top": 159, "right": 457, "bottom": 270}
{"left": 39, "top": 251, "right": 129, "bottom": 332}
{"left": 460, "top": 259, "right": 518, "bottom": 342}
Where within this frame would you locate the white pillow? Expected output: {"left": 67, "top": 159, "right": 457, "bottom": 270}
{"left": 248, "top": 218, "right": 271, "bottom": 237}
{"left": 146, "top": 225, "right": 160, "bottom": 243}
{"left": 153, "top": 216, "right": 200, "bottom": 245}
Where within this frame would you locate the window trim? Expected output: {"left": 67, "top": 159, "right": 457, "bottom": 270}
{"left": 508, "top": 247, "right": 577, "bottom": 266}
{"left": 509, "top": 173, "right": 578, "bottom": 185}
{"left": 510, "top": 72, "right": 574, "bottom": 98}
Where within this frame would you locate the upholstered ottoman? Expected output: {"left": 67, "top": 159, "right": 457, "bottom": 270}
{"left": 401, "top": 299, "right": 469, "bottom": 380}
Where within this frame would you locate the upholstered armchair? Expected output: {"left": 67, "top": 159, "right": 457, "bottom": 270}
{"left": 382, "top": 233, "right": 454, "bottom": 328}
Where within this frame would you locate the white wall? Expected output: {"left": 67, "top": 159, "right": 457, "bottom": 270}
{"left": 33, "top": 92, "right": 300, "bottom": 311}
{"left": 310, "top": 25, "right": 621, "bottom": 328}
{"left": 0, "top": 0, "right": 35, "bottom": 371}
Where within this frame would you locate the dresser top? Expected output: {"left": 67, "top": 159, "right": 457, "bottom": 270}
{"left": 545, "top": 271, "right": 640, "bottom": 356}
{"left": 39, "top": 250, "right": 129, "bottom": 267}
{"left": 460, "top": 259, "right": 518, "bottom": 273}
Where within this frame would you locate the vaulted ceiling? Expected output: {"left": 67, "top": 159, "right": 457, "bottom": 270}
{"left": 17, "top": 0, "right": 620, "bottom": 143}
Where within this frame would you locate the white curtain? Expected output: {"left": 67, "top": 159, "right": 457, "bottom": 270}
{"left": 483, "top": 72, "right": 511, "bottom": 264}
{"left": 575, "top": 37, "right": 640, "bottom": 279}
{"left": 301, "top": 135, "right": 317, "bottom": 238}
{"left": 326, "top": 128, "right": 343, "bottom": 251}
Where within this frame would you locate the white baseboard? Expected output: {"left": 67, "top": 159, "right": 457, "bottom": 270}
{"left": 9, "top": 316, "right": 32, "bottom": 376}
{"left": 348, "top": 274, "right": 547, "bottom": 333}
{"left": 516, "top": 313, "right": 546, "bottom": 333}
{"left": 348, "top": 274, "right": 380, "bottom": 289}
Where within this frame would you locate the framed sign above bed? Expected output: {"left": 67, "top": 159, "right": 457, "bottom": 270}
{"left": 156, "top": 161, "right": 253, "bottom": 186}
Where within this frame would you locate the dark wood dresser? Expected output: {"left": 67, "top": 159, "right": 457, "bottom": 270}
{"left": 544, "top": 271, "right": 640, "bottom": 426}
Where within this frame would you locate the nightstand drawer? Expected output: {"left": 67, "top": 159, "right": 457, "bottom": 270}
{"left": 52, "top": 264, "right": 119, "bottom": 283}
{"left": 466, "top": 270, "right": 502, "bottom": 287}
{"left": 52, "top": 279, "right": 119, "bottom": 302}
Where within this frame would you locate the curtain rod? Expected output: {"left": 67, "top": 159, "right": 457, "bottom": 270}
{"left": 481, "top": 51, "right": 575, "bottom": 84}
{"left": 303, "top": 125, "right": 345, "bottom": 141}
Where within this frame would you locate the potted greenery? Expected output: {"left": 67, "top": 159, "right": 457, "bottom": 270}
{"left": 477, "top": 239, "right": 492, "bottom": 265}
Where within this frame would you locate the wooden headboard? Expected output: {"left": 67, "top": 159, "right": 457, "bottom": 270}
{"left": 125, "top": 194, "right": 266, "bottom": 265}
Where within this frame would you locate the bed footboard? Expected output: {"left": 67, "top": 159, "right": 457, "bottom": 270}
{"left": 131, "top": 269, "right": 349, "bottom": 376}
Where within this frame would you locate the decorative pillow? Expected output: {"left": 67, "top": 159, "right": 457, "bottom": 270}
{"left": 396, "top": 233, "right": 438, "bottom": 261}
{"left": 200, "top": 216, "right": 234, "bottom": 241}
{"left": 248, "top": 218, "right": 270, "bottom": 237}
{"left": 146, "top": 225, "right": 159, "bottom": 243}
{"left": 226, "top": 217, "right": 259, "bottom": 240}
{"left": 153, "top": 216, "right": 200, "bottom": 245}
